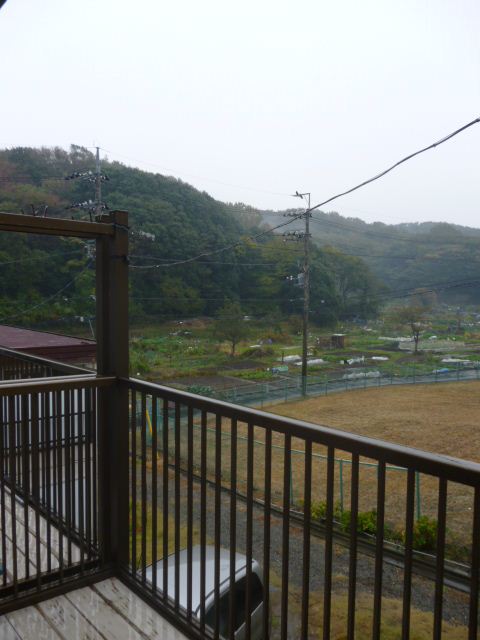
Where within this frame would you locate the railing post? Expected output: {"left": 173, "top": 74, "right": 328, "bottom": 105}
{"left": 96, "top": 210, "right": 129, "bottom": 570}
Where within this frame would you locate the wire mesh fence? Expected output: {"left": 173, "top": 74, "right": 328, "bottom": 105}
{"left": 192, "top": 363, "right": 480, "bottom": 409}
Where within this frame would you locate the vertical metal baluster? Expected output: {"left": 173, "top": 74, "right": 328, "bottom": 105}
{"left": 323, "top": 446, "right": 335, "bottom": 640}
{"left": 21, "top": 394, "right": 30, "bottom": 580}
{"left": 0, "top": 394, "right": 7, "bottom": 586}
{"left": 31, "top": 392, "right": 41, "bottom": 589}
{"left": 65, "top": 390, "right": 72, "bottom": 566}
{"left": 229, "top": 417, "right": 238, "bottom": 640}
{"left": 468, "top": 485, "right": 480, "bottom": 639}
{"left": 131, "top": 389, "right": 137, "bottom": 575}
{"left": 433, "top": 478, "right": 447, "bottom": 640}
{"left": 281, "top": 434, "right": 292, "bottom": 640}
{"left": 162, "top": 397, "right": 169, "bottom": 601}
{"left": 151, "top": 394, "right": 158, "bottom": 594}
{"left": 85, "top": 388, "right": 92, "bottom": 558}
{"left": 245, "top": 421, "right": 254, "bottom": 639}
{"left": 213, "top": 413, "right": 222, "bottom": 639}
{"left": 92, "top": 387, "right": 98, "bottom": 551}
{"left": 141, "top": 392, "right": 147, "bottom": 584}
{"left": 8, "top": 395, "right": 18, "bottom": 594}
{"left": 45, "top": 390, "right": 52, "bottom": 573}
{"left": 263, "top": 428, "right": 272, "bottom": 640}
{"left": 372, "top": 461, "right": 386, "bottom": 640}
{"left": 347, "top": 454, "right": 359, "bottom": 640}
{"left": 187, "top": 404, "right": 194, "bottom": 620}
{"left": 401, "top": 469, "right": 415, "bottom": 640}
{"left": 55, "top": 390, "right": 64, "bottom": 581}
{"left": 301, "top": 440, "right": 312, "bottom": 639}
{"left": 78, "top": 388, "right": 85, "bottom": 572}
{"left": 70, "top": 389, "right": 77, "bottom": 561}
{"left": 200, "top": 409, "right": 207, "bottom": 633}
{"left": 41, "top": 392, "right": 47, "bottom": 511}
{"left": 174, "top": 402, "right": 181, "bottom": 611}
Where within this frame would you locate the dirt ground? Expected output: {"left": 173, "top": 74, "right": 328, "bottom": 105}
{"left": 270, "top": 380, "right": 480, "bottom": 463}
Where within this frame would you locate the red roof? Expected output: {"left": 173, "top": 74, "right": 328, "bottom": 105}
{"left": 0, "top": 325, "right": 96, "bottom": 362}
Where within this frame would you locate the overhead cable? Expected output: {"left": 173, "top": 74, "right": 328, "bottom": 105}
{"left": 307, "top": 117, "right": 480, "bottom": 214}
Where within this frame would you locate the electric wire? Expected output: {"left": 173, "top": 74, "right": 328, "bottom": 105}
{"left": 129, "top": 214, "right": 304, "bottom": 269}
{"left": 306, "top": 117, "right": 480, "bottom": 215}
{"left": 0, "top": 260, "right": 93, "bottom": 323}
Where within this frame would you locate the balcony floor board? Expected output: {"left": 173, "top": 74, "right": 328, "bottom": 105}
{"left": 4, "top": 577, "right": 188, "bottom": 640}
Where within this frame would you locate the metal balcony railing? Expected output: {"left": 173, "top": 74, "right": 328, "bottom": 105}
{"left": 0, "top": 373, "right": 114, "bottom": 612}
{"left": 0, "top": 346, "right": 91, "bottom": 381}
{"left": 121, "top": 377, "right": 480, "bottom": 640}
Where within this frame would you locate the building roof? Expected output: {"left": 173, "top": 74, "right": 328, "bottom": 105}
{"left": 0, "top": 325, "right": 96, "bottom": 362}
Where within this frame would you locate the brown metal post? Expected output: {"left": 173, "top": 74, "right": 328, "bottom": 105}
{"left": 96, "top": 210, "right": 129, "bottom": 569}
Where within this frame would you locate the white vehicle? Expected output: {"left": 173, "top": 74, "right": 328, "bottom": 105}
{"left": 146, "top": 545, "right": 265, "bottom": 640}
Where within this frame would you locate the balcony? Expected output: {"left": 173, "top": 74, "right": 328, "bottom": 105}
{"left": 0, "top": 211, "right": 479, "bottom": 639}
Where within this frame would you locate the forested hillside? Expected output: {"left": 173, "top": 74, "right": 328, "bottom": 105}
{"left": 0, "top": 146, "right": 380, "bottom": 330}
{"left": 260, "top": 208, "right": 480, "bottom": 304}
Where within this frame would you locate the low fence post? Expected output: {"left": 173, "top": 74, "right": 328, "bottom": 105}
{"left": 415, "top": 471, "right": 421, "bottom": 520}
{"left": 339, "top": 459, "right": 344, "bottom": 512}
{"left": 290, "top": 460, "right": 294, "bottom": 506}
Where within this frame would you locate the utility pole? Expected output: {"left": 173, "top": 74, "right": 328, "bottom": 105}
{"left": 94, "top": 146, "right": 102, "bottom": 217}
{"left": 292, "top": 191, "right": 311, "bottom": 397}
{"left": 65, "top": 147, "right": 109, "bottom": 220}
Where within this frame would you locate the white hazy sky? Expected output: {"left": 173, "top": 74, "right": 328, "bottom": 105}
{"left": 1, "top": 0, "right": 479, "bottom": 226}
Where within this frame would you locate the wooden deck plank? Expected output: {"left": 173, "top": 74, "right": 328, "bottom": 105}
{"left": 66, "top": 586, "right": 145, "bottom": 640}
{"left": 0, "top": 485, "right": 82, "bottom": 582}
{"left": 39, "top": 594, "right": 105, "bottom": 640}
{"left": 94, "top": 578, "right": 187, "bottom": 639}
{"left": 3, "top": 579, "right": 188, "bottom": 640}
{"left": 0, "top": 617, "right": 22, "bottom": 639}
{"left": 6, "top": 605, "right": 62, "bottom": 639}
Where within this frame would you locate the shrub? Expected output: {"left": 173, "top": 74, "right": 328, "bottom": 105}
{"left": 408, "top": 516, "right": 438, "bottom": 552}
{"left": 310, "top": 500, "right": 327, "bottom": 521}
{"left": 187, "top": 384, "right": 214, "bottom": 397}
{"left": 340, "top": 509, "right": 378, "bottom": 535}
{"left": 309, "top": 500, "right": 344, "bottom": 523}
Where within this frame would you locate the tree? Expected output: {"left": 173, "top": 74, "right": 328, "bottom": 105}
{"left": 213, "top": 301, "right": 249, "bottom": 357}
{"left": 391, "top": 304, "right": 430, "bottom": 355}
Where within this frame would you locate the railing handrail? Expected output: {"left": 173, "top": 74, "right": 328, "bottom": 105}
{"left": 0, "top": 345, "right": 93, "bottom": 376}
{"left": 0, "top": 374, "right": 115, "bottom": 395}
{"left": 122, "top": 376, "right": 480, "bottom": 486}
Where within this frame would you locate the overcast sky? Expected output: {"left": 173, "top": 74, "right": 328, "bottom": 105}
{"left": 1, "top": 0, "right": 479, "bottom": 226}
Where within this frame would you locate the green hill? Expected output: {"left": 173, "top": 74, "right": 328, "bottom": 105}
{"left": 0, "top": 146, "right": 381, "bottom": 330}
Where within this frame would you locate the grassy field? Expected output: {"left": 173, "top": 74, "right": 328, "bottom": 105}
{"left": 265, "top": 381, "right": 480, "bottom": 549}
{"left": 270, "top": 380, "right": 480, "bottom": 462}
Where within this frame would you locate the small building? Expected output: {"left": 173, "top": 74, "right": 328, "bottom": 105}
{"left": 331, "top": 333, "right": 346, "bottom": 349}
{"left": 0, "top": 324, "right": 96, "bottom": 366}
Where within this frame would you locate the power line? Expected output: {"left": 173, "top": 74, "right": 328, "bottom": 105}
{"left": 0, "top": 249, "right": 85, "bottom": 268}
{"left": 129, "top": 214, "right": 304, "bottom": 269}
{"left": 129, "top": 255, "right": 283, "bottom": 267}
{"left": 306, "top": 116, "right": 480, "bottom": 215}
{"left": 0, "top": 261, "right": 92, "bottom": 323}
{"left": 131, "top": 296, "right": 303, "bottom": 302}
{"left": 99, "top": 146, "right": 291, "bottom": 198}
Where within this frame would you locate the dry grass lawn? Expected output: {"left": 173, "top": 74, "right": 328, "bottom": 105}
{"left": 269, "top": 380, "right": 480, "bottom": 463}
